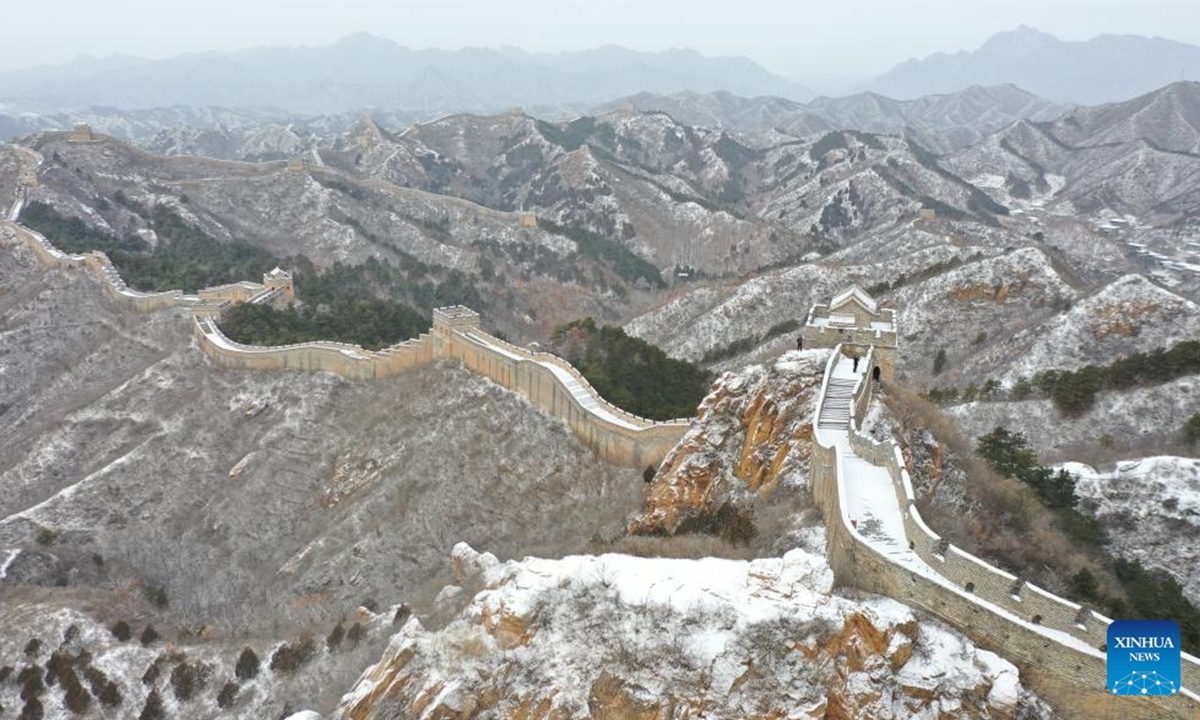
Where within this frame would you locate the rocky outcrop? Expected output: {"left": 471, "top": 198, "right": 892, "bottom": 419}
{"left": 337, "top": 543, "right": 1048, "bottom": 719}
{"left": 629, "top": 350, "right": 825, "bottom": 540}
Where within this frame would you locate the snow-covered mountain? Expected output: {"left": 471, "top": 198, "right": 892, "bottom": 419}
{"left": 603, "top": 84, "right": 1062, "bottom": 152}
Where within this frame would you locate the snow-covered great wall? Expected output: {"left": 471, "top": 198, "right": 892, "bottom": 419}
{"left": 810, "top": 344, "right": 1200, "bottom": 719}
{"left": 2, "top": 143, "right": 689, "bottom": 470}
{"left": 7, "top": 137, "right": 1200, "bottom": 717}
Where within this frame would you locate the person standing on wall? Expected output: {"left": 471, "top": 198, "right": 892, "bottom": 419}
{"left": 852, "top": 355, "right": 860, "bottom": 373}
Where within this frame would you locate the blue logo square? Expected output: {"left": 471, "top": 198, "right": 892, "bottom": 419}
{"left": 1107, "top": 620, "right": 1181, "bottom": 696}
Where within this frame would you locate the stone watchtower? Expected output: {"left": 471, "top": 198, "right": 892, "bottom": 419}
{"left": 431, "top": 306, "right": 481, "bottom": 358}
{"left": 68, "top": 124, "right": 97, "bottom": 143}
{"left": 802, "top": 284, "right": 898, "bottom": 380}
{"left": 263, "top": 267, "right": 295, "bottom": 302}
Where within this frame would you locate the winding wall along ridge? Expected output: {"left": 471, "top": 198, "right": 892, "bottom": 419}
{"left": 3, "top": 142, "right": 688, "bottom": 469}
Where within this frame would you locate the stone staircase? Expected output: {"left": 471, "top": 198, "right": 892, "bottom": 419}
{"left": 818, "top": 378, "right": 856, "bottom": 429}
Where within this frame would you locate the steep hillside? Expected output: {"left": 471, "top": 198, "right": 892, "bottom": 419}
{"left": 0, "top": 233, "right": 646, "bottom": 713}
{"left": 947, "top": 375, "right": 1199, "bottom": 462}
{"left": 989, "top": 274, "right": 1200, "bottom": 383}
{"left": 15, "top": 135, "right": 662, "bottom": 339}
{"left": 1066, "top": 457, "right": 1200, "bottom": 607}
{"left": 949, "top": 83, "right": 1200, "bottom": 227}
{"left": 338, "top": 543, "right": 1049, "bottom": 719}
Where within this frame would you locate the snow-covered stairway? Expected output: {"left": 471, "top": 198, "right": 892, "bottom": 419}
{"left": 818, "top": 378, "right": 856, "bottom": 428}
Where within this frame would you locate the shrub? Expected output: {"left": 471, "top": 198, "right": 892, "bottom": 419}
{"left": 111, "top": 620, "right": 132, "bottom": 641}
{"left": 18, "top": 664, "right": 44, "bottom": 699}
{"left": 269, "top": 634, "right": 316, "bottom": 674}
{"left": 45, "top": 650, "right": 72, "bottom": 686}
{"left": 82, "top": 665, "right": 107, "bottom": 694}
{"left": 961, "top": 382, "right": 978, "bottom": 403}
{"left": 140, "top": 624, "right": 160, "bottom": 646}
{"left": 701, "top": 335, "right": 758, "bottom": 364}
{"left": 98, "top": 680, "right": 122, "bottom": 708}
{"left": 34, "top": 528, "right": 58, "bottom": 546}
{"left": 1184, "top": 414, "right": 1200, "bottom": 447}
{"left": 1070, "top": 568, "right": 1100, "bottom": 601}
{"left": 0, "top": 665, "right": 13, "bottom": 682}
{"left": 62, "top": 624, "right": 80, "bottom": 645}
{"left": 671, "top": 500, "right": 757, "bottom": 545}
{"left": 138, "top": 689, "right": 165, "bottom": 720}
{"left": 326, "top": 623, "right": 345, "bottom": 651}
{"left": 169, "top": 660, "right": 210, "bottom": 702}
{"left": 978, "top": 379, "right": 1002, "bottom": 401}
{"left": 932, "top": 348, "right": 947, "bottom": 375}
{"left": 393, "top": 604, "right": 413, "bottom": 626}
{"left": 141, "top": 659, "right": 161, "bottom": 685}
{"left": 19, "top": 696, "right": 44, "bottom": 720}
{"left": 143, "top": 584, "right": 168, "bottom": 609}
{"left": 217, "top": 680, "right": 239, "bottom": 708}
{"left": 346, "top": 622, "right": 366, "bottom": 646}
{"left": 642, "top": 465, "right": 657, "bottom": 484}
{"left": 23, "top": 639, "right": 41, "bottom": 657}
{"left": 234, "top": 647, "right": 259, "bottom": 680}
{"left": 61, "top": 669, "right": 90, "bottom": 714}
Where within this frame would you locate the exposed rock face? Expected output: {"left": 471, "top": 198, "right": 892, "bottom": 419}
{"left": 630, "top": 350, "right": 825, "bottom": 539}
{"left": 337, "top": 543, "right": 1049, "bottom": 719}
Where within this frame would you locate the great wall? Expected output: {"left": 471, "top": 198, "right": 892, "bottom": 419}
{"left": 804, "top": 291, "right": 1200, "bottom": 718}
{"left": 4, "top": 133, "right": 1200, "bottom": 718}
{"left": 1, "top": 134, "right": 691, "bottom": 470}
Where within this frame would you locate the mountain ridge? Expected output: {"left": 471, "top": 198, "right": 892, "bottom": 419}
{"left": 0, "top": 34, "right": 813, "bottom": 115}
{"left": 870, "top": 25, "right": 1200, "bottom": 105}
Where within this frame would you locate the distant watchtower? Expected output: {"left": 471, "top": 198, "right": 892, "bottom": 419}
{"left": 263, "top": 267, "right": 295, "bottom": 302}
{"left": 803, "top": 284, "right": 898, "bottom": 380}
{"left": 519, "top": 213, "right": 537, "bottom": 228}
{"left": 287, "top": 157, "right": 306, "bottom": 172}
{"left": 68, "top": 124, "right": 97, "bottom": 143}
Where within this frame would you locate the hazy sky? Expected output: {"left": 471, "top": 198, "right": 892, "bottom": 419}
{"left": 4, "top": 0, "right": 1200, "bottom": 79}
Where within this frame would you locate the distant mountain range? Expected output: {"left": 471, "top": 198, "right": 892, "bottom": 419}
{"left": 0, "top": 34, "right": 812, "bottom": 115}
{"left": 602, "top": 84, "right": 1062, "bottom": 153}
{"left": 869, "top": 25, "right": 1200, "bottom": 105}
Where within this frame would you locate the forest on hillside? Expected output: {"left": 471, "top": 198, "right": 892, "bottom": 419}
{"left": 19, "top": 199, "right": 487, "bottom": 349}
{"left": 551, "top": 318, "right": 712, "bottom": 420}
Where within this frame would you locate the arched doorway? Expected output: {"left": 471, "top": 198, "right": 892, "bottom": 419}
{"left": 872, "top": 366, "right": 881, "bottom": 382}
